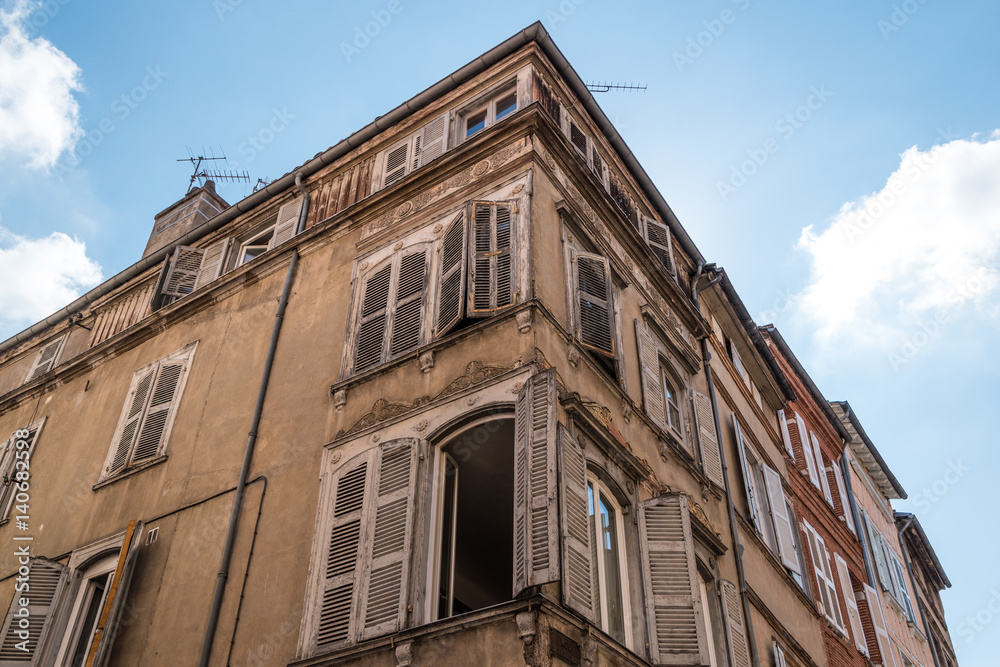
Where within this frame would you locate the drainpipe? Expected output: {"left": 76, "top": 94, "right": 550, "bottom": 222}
{"left": 691, "top": 263, "right": 760, "bottom": 667}
{"left": 898, "top": 518, "right": 941, "bottom": 667}
{"left": 199, "top": 249, "right": 300, "bottom": 667}
{"left": 838, "top": 408, "right": 877, "bottom": 589}
{"left": 294, "top": 172, "right": 311, "bottom": 235}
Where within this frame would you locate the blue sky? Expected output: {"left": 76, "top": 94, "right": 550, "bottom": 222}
{"left": 1, "top": 0, "right": 997, "bottom": 662}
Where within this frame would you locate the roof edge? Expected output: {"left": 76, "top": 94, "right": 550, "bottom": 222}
{"left": 834, "top": 400, "right": 907, "bottom": 499}
{"left": 895, "top": 511, "right": 951, "bottom": 588}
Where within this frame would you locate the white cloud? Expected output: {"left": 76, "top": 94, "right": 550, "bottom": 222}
{"left": 0, "top": 0, "right": 84, "bottom": 170}
{"left": 795, "top": 132, "right": 1000, "bottom": 349}
{"left": 0, "top": 226, "right": 102, "bottom": 328}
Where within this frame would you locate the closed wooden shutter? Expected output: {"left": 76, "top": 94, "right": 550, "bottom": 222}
{"left": 635, "top": 320, "right": 667, "bottom": 431}
{"left": 835, "top": 554, "right": 868, "bottom": 655}
{"left": 720, "top": 579, "right": 750, "bottom": 667}
{"left": 108, "top": 366, "right": 156, "bottom": 477}
{"left": 387, "top": 249, "right": 428, "bottom": 358}
{"left": 0, "top": 420, "right": 45, "bottom": 519}
{"left": 269, "top": 198, "right": 303, "bottom": 250}
{"left": 573, "top": 251, "right": 615, "bottom": 357}
{"left": 557, "top": 425, "right": 593, "bottom": 621}
{"left": 513, "top": 368, "right": 559, "bottom": 596}
{"left": 763, "top": 466, "right": 801, "bottom": 574}
{"left": 193, "top": 238, "right": 230, "bottom": 291}
{"left": 131, "top": 357, "right": 186, "bottom": 464}
{"left": 643, "top": 215, "right": 675, "bottom": 275}
{"left": 413, "top": 113, "right": 449, "bottom": 169}
{"left": 862, "top": 583, "right": 894, "bottom": 667}
{"left": 569, "top": 121, "right": 588, "bottom": 159}
{"left": 638, "top": 495, "right": 708, "bottom": 666}
{"left": 0, "top": 558, "right": 67, "bottom": 663}
{"left": 468, "top": 201, "right": 515, "bottom": 315}
{"left": 732, "top": 416, "right": 762, "bottom": 534}
{"left": 811, "top": 433, "right": 834, "bottom": 505}
{"left": 862, "top": 511, "right": 892, "bottom": 592}
{"left": 777, "top": 410, "right": 794, "bottom": 460}
{"left": 25, "top": 335, "right": 67, "bottom": 383}
{"left": 436, "top": 213, "right": 466, "bottom": 336}
{"left": 355, "top": 261, "right": 393, "bottom": 372}
{"left": 161, "top": 246, "right": 205, "bottom": 297}
{"left": 382, "top": 139, "right": 410, "bottom": 188}
{"left": 693, "top": 391, "right": 724, "bottom": 487}
{"left": 89, "top": 521, "right": 144, "bottom": 667}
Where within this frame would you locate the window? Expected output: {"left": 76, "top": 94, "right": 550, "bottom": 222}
{"left": 830, "top": 454, "right": 856, "bottom": 533}
{"left": 634, "top": 319, "right": 695, "bottom": 458}
{"left": 24, "top": 333, "right": 68, "bottom": 383}
{"left": 102, "top": 343, "right": 196, "bottom": 480}
{"left": 378, "top": 113, "right": 450, "bottom": 188}
{"left": 0, "top": 418, "right": 45, "bottom": 521}
{"left": 834, "top": 553, "right": 870, "bottom": 655}
{"left": 811, "top": 432, "right": 835, "bottom": 506}
{"left": 587, "top": 473, "right": 631, "bottom": 645}
{"left": 726, "top": 337, "right": 747, "bottom": 385}
{"left": 778, "top": 410, "right": 795, "bottom": 460}
{"left": 462, "top": 87, "right": 517, "bottom": 140}
{"left": 699, "top": 578, "right": 720, "bottom": 667}
{"left": 236, "top": 228, "right": 271, "bottom": 266}
{"left": 661, "top": 372, "right": 681, "bottom": 433}
{"left": 640, "top": 214, "right": 675, "bottom": 276}
{"left": 803, "top": 521, "right": 845, "bottom": 632}
{"left": 795, "top": 416, "right": 822, "bottom": 488}
{"left": 570, "top": 249, "right": 619, "bottom": 380}
{"left": 773, "top": 640, "right": 788, "bottom": 667}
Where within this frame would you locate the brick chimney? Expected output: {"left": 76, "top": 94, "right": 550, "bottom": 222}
{"left": 143, "top": 180, "right": 230, "bottom": 258}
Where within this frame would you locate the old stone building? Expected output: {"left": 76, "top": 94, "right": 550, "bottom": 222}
{"left": 0, "top": 22, "right": 956, "bottom": 667}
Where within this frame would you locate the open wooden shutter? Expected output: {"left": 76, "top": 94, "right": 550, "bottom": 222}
{"left": 557, "top": 425, "right": 593, "bottom": 621}
{"left": 863, "top": 512, "right": 892, "bottom": 592}
{"left": 0, "top": 421, "right": 45, "bottom": 519}
{"left": 811, "top": 433, "right": 834, "bottom": 505}
{"left": 161, "top": 246, "right": 205, "bottom": 297}
{"left": 835, "top": 554, "right": 868, "bottom": 655}
{"left": 513, "top": 368, "right": 559, "bottom": 596}
{"left": 88, "top": 521, "right": 144, "bottom": 667}
{"left": 193, "top": 238, "right": 230, "bottom": 291}
{"left": 693, "top": 391, "right": 724, "bottom": 487}
{"left": 732, "top": 416, "right": 762, "bottom": 534}
{"left": 643, "top": 215, "right": 675, "bottom": 275}
{"left": 468, "top": 201, "right": 515, "bottom": 315}
{"left": 777, "top": 410, "right": 794, "bottom": 460}
{"left": 831, "top": 456, "right": 854, "bottom": 532}
{"left": 382, "top": 139, "right": 410, "bottom": 188}
{"left": 720, "top": 579, "right": 750, "bottom": 667}
{"left": 0, "top": 558, "right": 67, "bottom": 663}
{"left": 269, "top": 198, "right": 303, "bottom": 250}
{"left": 436, "top": 213, "right": 466, "bottom": 337}
{"left": 693, "top": 390, "right": 725, "bottom": 486}
{"left": 132, "top": 356, "right": 186, "bottom": 464}
{"left": 796, "top": 416, "right": 820, "bottom": 487}
{"left": 572, "top": 251, "right": 615, "bottom": 357}
{"left": 763, "top": 466, "right": 801, "bottom": 574}
{"left": 388, "top": 249, "right": 428, "bottom": 358}
{"left": 355, "top": 261, "right": 392, "bottom": 372}
{"left": 772, "top": 641, "right": 788, "bottom": 667}
{"left": 862, "top": 583, "right": 894, "bottom": 667}
{"left": 638, "top": 495, "right": 708, "bottom": 666}
{"left": 635, "top": 320, "right": 666, "bottom": 431}
{"left": 25, "top": 335, "right": 67, "bottom": 382}
{"left": 108, "top": 366, "right": 156, "bottom": 477}
{"left": 413, "top": 113, "right": 448, "bottom": 169}
{"left": 359, "top": 440, "right": 417, "bottom": 641}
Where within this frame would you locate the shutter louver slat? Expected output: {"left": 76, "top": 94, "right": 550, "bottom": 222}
{"left": 639, "top": 495, "right": 709, "bottom": 665}
{"left": 0, "top": 559, "right": 66, "bottom": 661}
{"left": 644, "top": 216, "right": 675, "bottom": 275}
{"left": 26, "top": 335, "right": 66, "bottom": 382}
{"left": 763, "top": 466, "right": 801, "bottom": 574}
{"left": 694, "top": 391, "right": 724, "bottom": 487}
{"left": 162, "top": 246, "right": 205, "bottom": 297}
{"left": 413, "top": 114, "right": 448, "bottom": 169}
{"left": 269, "top": 198, "right": 303, "bottom": 250}
{"left": 382, "top": 142, "right": 409, "bottom": 187}
{"left": 436, "top": 213, "right": 466, "bottom": 336}
{"left": 388, "top": 250, "right": 427, "bottom": 358}
{"left": 355, "top": 263, "right": 392, "bottom": 372}
{"left": 193, "top": 238, "right": 230, "bottom": 290}
{"left": 132, "top": 362, "right": 184, "bottom": 464}
{"left": 635, "top": 320, "right": 667, "bottom": 431}
{"left": 495, "top": 204, "right": 513, "bottom": 308}
{"left": 469, "top": 202, "right": 516, "bottom": 315}
{"left": 109, "top": 369, "right": 155, "bottom": 476}
{"left": 558, "top": 425, "right": 593, "bottom": 621}
{"left": 574, "top": 252, "right": 615, "bottom": 357}
{"left": 721, "top": 579, "right": 751, "bottom": 667}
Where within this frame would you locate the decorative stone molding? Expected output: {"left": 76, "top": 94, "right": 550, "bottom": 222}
{"left": 515, "top": 611, "right": 536, "bottom": 645}
{"left": 621, "top": 399, "right": 632, "bottom": 424}
{"left": 394, "top": 641, "right": 412, "bottom": 667}
{"left": 419, "top": 350, "right": 435, "bottom": 373}
{"left": 567, "top": 345, "right": 581, "bottom": 368}
{"left": 332, "top": 388, "right": 347, "bottom": 411}
{"left": 515, "top": 309, "right": 533, "bottom": 333}
{"left": 581, "top": 635, "right": 598, "bottom": 666}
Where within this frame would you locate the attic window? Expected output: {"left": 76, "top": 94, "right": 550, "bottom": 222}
{"left": 462, "top": 86, "right": 518, "bottom": 140}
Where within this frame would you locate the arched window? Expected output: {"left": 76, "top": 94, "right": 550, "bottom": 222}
{"left": 586, "top": 472, "right": 632, "bottom": 646}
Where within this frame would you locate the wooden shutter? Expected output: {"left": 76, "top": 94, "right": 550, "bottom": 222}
{"left": 772, "top": 641, "right": 788, "bottom": 667}
{"left": 513, "top": 368, "right": 559, "bottom": 596}
{"left": 382, "top": 139, "right": 410, "bottom": 188}
{"left": 862, "top": 583, "right": 894, "bottom": 667}
{"left": 355, "top": 261, "right": 392, "bottom": 372}
{"left": 108, "top": 366, "right": 156, "bottom": 477}
{"left": 635, "top": 320, "right": 667, "bottom": 430}
{"left": 131, "top": 355, "right": 186, "bottom": 464}
{"left": 468, "top": 201, "right": 515, "bottom": 315}
{"left": 638, "top": 495, "right": 708, "bottom": 666}
{"left": 831, "top": 456, "right": 854, "bottom": 532}
{"left": 693, "top": 391, "right": 724, "bottom": 487}
{"left": 269, "top": 198, "right": 303, "bottom": 250}
{"left": 436, "top": 213, "right": 466, "bottom": 336}
{"left": 863, "top": 512, "right": 892, "bottom": 592}
{"left": 557, "top": 425, "right": 593, "bottom": 621}
{"left": 569, "top": 120, "right": 588, "bottom": 159}
{"left": 88, "top": 521, "right": 144, "bottom": 667}
{"left": 388, "top": 249, "right": 428, "bottom": 358}
{"left": 25, "top": 335, "right": 67, "bottom": 382}
{"left": 732, "top": 416, "right": 762, "bottom": 534}
{"left": 720, "top": 579, "right": 750, "bottom": 667}
{"left": 359, "top": 440, "right": 417, "bottom": 640}
{"left": 643, "top": 215, "right": 675, "bottom": 275}
{"left": 797, "top": 416, "right": 820, "bottom": 487}
{"left": 777, "top": 410, "right": 794, "bottom": 460}
{"left": 161, "top": 246, "right": 205, "bottom": 297}
{"left": 0, "top": 421, "right": 45, "bottom": 519}
{"left": 0, "top": 558, "right": 67, "bottom": 663}
{"left": 811, "top": 433, "right": 834, "bottom": 505}
{"left": 572, "top": 251, "right": 615, "bottom": 357}
{"left": 413, "top": 113, "right": 448, "bottom": 169}
{"left": 835, "top": 554, "right": 868, "bottom": 655}
{"left": 763, "top": 466, "right": 801, "bottom": 574}
{"left": 193, "top": 238, "right": 230, "bottom": 290}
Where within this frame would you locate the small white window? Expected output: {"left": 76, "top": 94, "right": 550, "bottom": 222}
{"left": 463, "top": 87, "right": 517, "bottom": 140}
{"left": 587, "top": 474, "right": 632, "bottom": 647}
{"left": 236, "top": 228, "right": 273, "bottom": 266}
{"left": 660, "top": 369, "right": 682, "bottom": 434}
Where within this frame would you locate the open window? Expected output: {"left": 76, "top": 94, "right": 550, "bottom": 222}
{"left": 587, "top": 472, "right": 631, "bottom": 645}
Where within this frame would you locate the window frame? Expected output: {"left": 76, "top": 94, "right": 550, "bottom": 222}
{"left": 0, "top": 418, "right": 46, "bottom": 521}
{"left": 803, "top": 521, "right": 846, "bottom": 633}
{"left": 586, "top": 471, "right": 633, "bottom": 649}
{"left": 458, "top": 81, "right": 518, "bottom": 142}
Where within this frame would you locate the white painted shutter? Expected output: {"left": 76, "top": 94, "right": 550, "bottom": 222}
{"left": 863, "top": 583, "right": 894, "bottom": 667}
{"left": 763, "top": 466, "right": 801, "bottom": 574}
{"left": 573, "top": 251, "right": 615, "bottom": 357}
{"left": 797, "top": 416, "right": 820, "bottom": 487}
{"left": 436, "top": 212, "right": 466, "bottom": 337}
{"left": 90, "top": 521, "right": 144, "bottom": 667}
{"left": 0, "top": 421, "right": 44, "bottom": 519}
{"left": 269, "top": 198, "right": 303, "bottom": 250}
{"left": 359, "top": 440, "right": 417, "bottom": 641}
{"left": 638, "top": 495, "right": 709, "bottom": 666}
{"left": 863, "top": 512, "right": 892, "bottom": 592}
{"left": 469, "top": 201, "right": 515, "bottom": 315}
{"left": 513, "top": 368, "right": 559, "bottom": 596}
{"left": 557, "top": 425, "right": 593, "bottom": 621}
{"left": 831, "top": 456, "right": 854, "bottom": 532}
{"left": 811, "top": 432, "right": 834, "bottom": 505}
{"left": 25, "top": 335, "right": 67, "bottom": 383}
{"left": 0, "top": 558, "right": 67, "bottom": 663}
{"left": 777, "top": 410, "right": 794, "bottom": 460}
{"left": 381, "top": 139, "right": 410, "bottom": 188}
{"left": 772, "top": 641, "right": 788, "bottom": 667}
{"left": 643, "top": 215, "right": 675, "bottom": 276}
{"left": 193, "top": 238, "right": 230, "bottom": 290}
{"left": 387, "top": 249, "right": 428, "bottom": 358}
{"left": 729, "top": 342, "right": 746, "bottom": 384}
{"left": 693, "top": 391, "right": 724, "bottom": 487}
{"left": 355, "top": 261, "right": 392, "bottom": 372}
{"left": 835, "top": 554, "right": 868, "bottom": 655}
{"left": 635, "top": 320, "right": 667, "bottom": 431}
{"left": 161, "top": 245, "right": 205, "bottom": 297}
{"left": 108, "top": 367, "right": 156, "bottom": 476}
{"left": 720, "top": 579, "right": 751, "bottom": 667}
{"left": 131, "top": 357, "right": 186, "bottom": 464}
{"left": 413, "top": 113, "right": 449, "bottom": 169}
{"left": 732, "top": 416, "right": 762, "bottom": 534}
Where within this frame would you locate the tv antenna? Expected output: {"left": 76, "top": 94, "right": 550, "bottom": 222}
{"left": 586, "top": 81, "right": 648, "bottom": 94}
{"left": 177, "top": 146, "right": 251, "bottom": 191}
